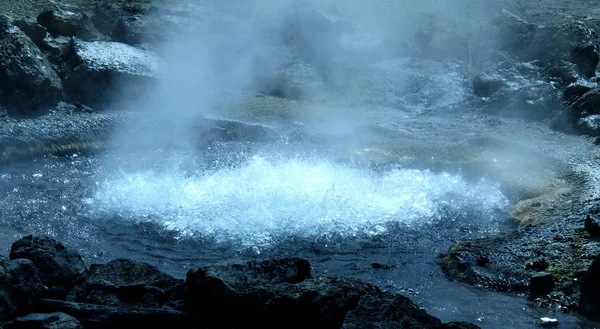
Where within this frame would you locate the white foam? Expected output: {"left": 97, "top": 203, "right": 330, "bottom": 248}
{"left": 91, "top": 155, "right": 509, "bottom": 249}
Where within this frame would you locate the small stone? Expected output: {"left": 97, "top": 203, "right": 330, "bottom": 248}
{"left": 530, "top": 272, "right": 554, "bottom": 298}
{"left": 585, "top": 213, "right": 600, "bottom": 237}
{"left": 539, "top": 317, "right": 558, "bottom": 328}
{"left": 371, "top": 263, "right": 391, "bottom": 270}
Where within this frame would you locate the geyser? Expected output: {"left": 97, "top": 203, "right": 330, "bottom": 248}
{"left": 90, "top": 153, "right": 510, "bottom": 250}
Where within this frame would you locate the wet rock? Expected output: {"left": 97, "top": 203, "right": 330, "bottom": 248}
{"left": 36, "top": 299, "right": 196, "bottom": 329}
{"left": 63, "top": 40, "right": 161, "bottom": 107}
{"left": 544, "top": 60, "right": 580, "bottom": 86}
{"left": 472, "top": 73, "right": 506, "bottom": 98}
{"left": 473, "top": 60, "right": 559, "bottom": 120}
{"left": 3, "top": 312, "right": 82, "bottom": 329}
{"left": 0, "top": 15, "right": 63, "bottom": 115}
{"left": 90, "top": 0, "right": 157, "bottom": 38}
{"left": 572, "top": 88, "right": 600, "bottom": 115}
{"left": 68, "top": 259, "right": 185, "bottom": 309}
{"left": 580, "top": 253, "right": 600, "bottom": 314}
{"left": 551, "top": 22, "right": 599, "bottom": 78}
{"left": 341, "top": 291, "right": 474, "bottom": 329}
{"left": 10, "top": 235, "right": 87, "bottom": 293}
{"left": 529, "top": 272, "right": 555, "bottom": 298}
{"left": 12, "top": 18, "right": 47, "bottom": 46}
{"left": 186, "top": 258, "right": 379, "bottom": 328}
{"left": 491, "top": 9, "right": 542, "bottom": 54}
{"left": 0, "top": 257, "right": 46, "bottom": 321}
{"left": 578, "top": 115, "right": 600, "bottom": 136}
{"left": 37, "top": 8, "right": 103, "bottom": 41}
{"left": 39, "top": 36, "right": 76, "bottom": 79}
{"left": 585, "top": 213, "right": 600, "bottom": 237}
{"left": 564, "top": 84, "right": 594, "bottom": 103}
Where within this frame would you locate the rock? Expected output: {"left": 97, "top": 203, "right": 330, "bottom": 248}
{"left": 37, "top": 8, "right": 103, "bottom": 41}
{"left": 551, "top": 22, "right": 599, "bottom": 78}
{"left": 491, "top": 11, "right": 599, "bottom": 77}
{"left": 36, "top": 299, "right": 196, "bottom": 329}
{"left": 3, "top": 312, "right": 82, "bottom": 329}
{"left": 68, "top": 259, "right": 185, "bottom": 309}
{"left": 0, "top": 15, "right": 63, "bottom": 115}
{"left": 529, "top": 272, "right": 554, "bottom": 298}
{"left": 539, "top": 317, "right": 558, "bottom": 328}
{"left": 39, "top": 36, "right": 76, "bottom": 79}
{"left": 186, "top": 258, "right": 379, "bottom": 328}
{"left": 90, "top": 0, "right": 157, "bottom": 38}
{"left": 341, "top": 291, "right": 471, "bottom": 329}
{"left": 12, "top": 18, "right": 47, "bottom": 46}
{"left": 63, "top": 40, "right": 161, "bottom": 107}
{"left": 10, "top": 235, "right": 87, "bottom": 293}
{"left": 472, "top": 74, "right": 506, "bottom": 98}
{"left": 564, "top": 84, "right": 594, "bottom": 103}
{"left": 473, "top": 60, "right": 559, "bottom": 120}
{"left": 0, "top": 257, "right": 46, "bottom": 321}
{"left": 581, "top": 253, "right": 600, "bottom": 314}
{"left": 444, "top": 323, "right": 482, "bottom": 329}
{"left": 544, "top": 61, "right": 580, "bottom": 86}
{"left": 573, "top": 88, "right": 600, "bottom": 115}
{"left": 586, "top": 213, "right": 600, "bottom": 237}
{"left": 578, "top": 115, "right": 600, "bottom": 136}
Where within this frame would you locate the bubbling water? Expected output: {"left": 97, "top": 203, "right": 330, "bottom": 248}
{"left": 91, "top": 154, "right": 510, "bottom": 249}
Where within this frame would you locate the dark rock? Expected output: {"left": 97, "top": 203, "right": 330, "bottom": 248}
{"left": 10, "top": 235, "right": 87, "bottom": 292}
{"left": 0, "top": 15, "right": 63, "bottom": 115}
{"left": 526, "top": 258, "right": 549, "bottom": 272}
{"left": 578, "top": 115, "right": 600, "bottom": 136}
{"left": 581, "top": 254, "right": 600, "bottom": 315}
{"left": 565, "top": 84, "right": 594, "bottom": 103}
{"left": 341, "top": 291, "right": 460, "bottom": 329}
{"left": 4, "top": 312, "right": 82, "bottom": 329}
{"left": 586, "top": 213, "right": 600, "bottom": 237}
{"left": 68, "top": 259, "right": 185, "bottom": 309}
{"left": 39, "top": 36, "right": 76, "bottom": 79}
{"left": 37, "top": 8, "right": 103, "bottom": 41}
{"left": 573, "top": 88, "right": 600, "bottom": 115}
{"left": 473, "top": 73, "right": 506, "bottom": 98}
{"left": 552, "top": 22, "right": 599, "bottom": 78}
{"left": 544, "top": 60, "right": 580, "bottom": 86}
{"left": 186, "top": 258, "right": 379, "bottom": 328}
{"left": 12, "top": 18, "right": 47, "bottom": 46}
{"left": 63, "top": 39, "right": 160, "bottom": 107}
{"left": 36, "top": 299, "right": 196, "bottom": 329}
{"left": 371, "top": 263, "right": 391, "bottom": 270}
{"left": 491, "top": 10, "right": 545, "bottom": 54}
{"left": 111, "top": 15, "right": 172, "bottom": 46}
{"left": 90, "top": 0, "right": 156, "bottom": 38}
{"left": 0, "top": 257, "right": 46, "bottom": 321}
{"left": 529, "top": 272, "right": 555, "bottom": 298}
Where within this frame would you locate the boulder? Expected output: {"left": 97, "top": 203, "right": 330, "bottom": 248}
{"left": 36, "top": 299, "right": 196, "bottom": 329}
{"left": 186, "top": 258, "right": 381, "bottom": 328}
{"left": 529, "top": 272, "right": 555, "bottom": 298}
{"left": 68, "top": 259, "right": 185, "bottom": 309}
{"left": 342, "top": 291, "right": 453, "bottom": 329}
{"left": 491, "top": 11, "right": 599, "bottom": 78}
{"left": 0, "top": 15, "right": 63, "bottom": 115}
{"left": 63, "top": 40, "right": 161, "bottom": 107}
{"left": 12, "top": 18, "right": 47, "bottom": 46}
{"left": 564, "top": 83, "right": 594, "bottom": 103}
{"left": 3, "top": 312, "right": 82, "bottom": 329}
{"left": 39, "top": 35, "right": 76, "bottom": 79}
{"left": 0, "top": 257, "right": 46, "bottom": 321}
{"left": 586, "top": 213, "right": 600, "bottom": 236}
{"left": 580, "top": 253, "right": 600, "bottom": 314}
{"left": 37, "top": 8, "right": 103, "bottom": 41}
{"left": 10, "top": 235, "right": 87, "bottom": 294}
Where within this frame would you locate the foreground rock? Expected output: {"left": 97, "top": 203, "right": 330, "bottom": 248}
{"left": 580, "top": 254, "right": 600, "bottom": 315}
{"left": 0, "top": 15, "right": 63, "bottom": 115}
{"left": 0, "top": 234, "right": 480, "bottom": 328}
{"left": 0, "top": 257, "right": 46, "bottom": 321}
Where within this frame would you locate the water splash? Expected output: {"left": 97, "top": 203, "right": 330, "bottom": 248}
{"left": 91, "top": 154, "right": 509, "bottom": 249}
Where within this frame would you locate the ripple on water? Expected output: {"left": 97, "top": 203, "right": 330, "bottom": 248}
{"left": 90, "top": 154, "right": 510, "bottom": 250}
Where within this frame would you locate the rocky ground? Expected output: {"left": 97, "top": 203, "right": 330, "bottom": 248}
{"left": 2, "top": 0, "right": 600, "bottom": 328}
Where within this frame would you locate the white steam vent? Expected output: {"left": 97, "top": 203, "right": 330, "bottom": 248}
{"left": 91, "top": 154, "right": 509, "bottom": 249}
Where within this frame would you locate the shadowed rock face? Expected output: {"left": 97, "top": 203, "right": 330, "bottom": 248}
{"left": 0, "top": 15, "right": 63, "bottom": 115}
